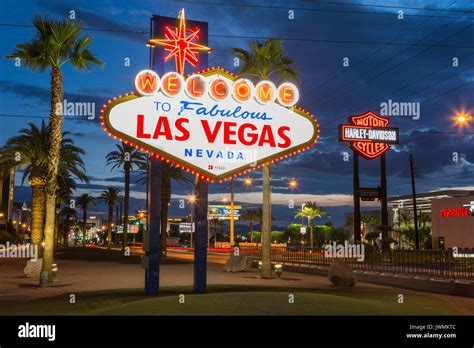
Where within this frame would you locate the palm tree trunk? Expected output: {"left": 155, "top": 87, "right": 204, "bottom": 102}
{"left": 54, "top": 198, "right": 59, "bottom": 250}
{"left": 29, "top": 180, "right": 45, "bottom": 247}
{"left": 310, "top": 220, "right": 314, "bottom": 248}
{"left": 123, "top": 163, "right": 130, "bottom": 250}
{"left": 107, "top": 205, "right": 113, "bottom": 249}
{"left": 82, "top": 209, "right": 87, "bottom": 247}
{"left": 261, "top": 165, "right": 272, "bottom": 278}
{"left": 160, "top": 174, "right": 171, "bottom": 259}
{"left": 41, "top": 66, "right": 63, "bottom": 285}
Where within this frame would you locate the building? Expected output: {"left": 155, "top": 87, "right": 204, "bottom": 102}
{"left": 389, "top": 190, "right": 474, "bottom": 249}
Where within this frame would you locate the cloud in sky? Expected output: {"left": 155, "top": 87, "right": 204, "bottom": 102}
{"left": 2, "top": 0, "right": 474, "bottom": 227}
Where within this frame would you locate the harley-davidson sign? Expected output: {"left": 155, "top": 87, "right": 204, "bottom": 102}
{"left": 339, "top": 111, "right": 399, "bottom": 159}
{"left": 101, "top": 68, "right": 319, "bottom": 182}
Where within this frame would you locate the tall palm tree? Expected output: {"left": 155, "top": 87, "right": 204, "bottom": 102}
{"left": 294, "top": 202, "right": 328, "bottom": 248}
{"left": 0, "top": 121, "right": 87, "bottom": 249}
{"left": 1, "top": 123, "right": 47, "bottom": 247}
{"left": 240, "top": 209, "right": 257, "bottom": 242}
{"left": 76, "top": 194, "right": 95, "bottom": 247}
{"left": 232, "top": 39, "right": 298, "bottom": 278}
{"left": 6, "top": 15, "right": 102, "bottom": 284}
{"left": 209, "top": 217, "right": 220, "bottom": 246}
{"left": 59, "top": 206, "right": 77, "bottom": 247}
{"left": 106, "top": 143, "right": 147, "bottom": 250}
{"left": 97, "top": 187, "right": 123, "bottom": 249}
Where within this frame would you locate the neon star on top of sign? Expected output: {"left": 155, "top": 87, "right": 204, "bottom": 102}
{"left": 147, "top": 9, "right": 212, "bottom": 75}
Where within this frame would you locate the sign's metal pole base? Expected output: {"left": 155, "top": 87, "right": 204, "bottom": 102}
{"left": 193, "top": 179, "right": 208, "bottom": 294}
{"left": 145, "top": 159, "right": 162, "bottom": 295}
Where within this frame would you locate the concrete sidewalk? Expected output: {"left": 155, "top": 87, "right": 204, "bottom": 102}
{"left": 0, "top": 254, "right": 473, "bottom": 315}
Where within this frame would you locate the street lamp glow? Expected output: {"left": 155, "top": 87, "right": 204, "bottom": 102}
{"left": 288, "top": 179, "right": 298, "bottom": 189}
{"left": 222, "top": 197, "right": 228, "bottom": 203}
{"left": 455, "top": 113, "right": 472, "bottom": 124}
{"left": 188, "top": 195, "right": 196, "bottom": 203}
{"left": 244, "top": 178, "right": 253, "bottom": 186}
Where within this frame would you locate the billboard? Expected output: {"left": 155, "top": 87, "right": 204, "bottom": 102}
{"left": 208, "top": 205, "right": 242, "bottom": 220}
{"left": 339, "top": 111, "right": 399, "bottom": 160}
{"left": 103, "top": 68, "right": 318, "bottom": 181}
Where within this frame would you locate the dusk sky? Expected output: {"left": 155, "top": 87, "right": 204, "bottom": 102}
{"left": 1, "top": 0, "right": 473, "bottom": 228}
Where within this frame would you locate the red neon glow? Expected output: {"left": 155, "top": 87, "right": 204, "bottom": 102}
{"left": 347, "top": 111, "right": 391, "bottom": 159}
{"left": 147, "top": 9, "right": 212, "bottom": 75}
{"left": 440, "top": 208, "right": 469, "bottom": 218}
{"left": 210, "top": 79, "right": 228, "bottom": 100}
{"left": 256, "top": 82, "right": 275, "bottom": 103}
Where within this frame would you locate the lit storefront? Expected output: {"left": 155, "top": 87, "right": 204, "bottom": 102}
{"left": 389, "top": 190, "right": 474, "bottom": 249}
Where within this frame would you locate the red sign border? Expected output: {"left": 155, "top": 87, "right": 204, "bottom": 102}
{"left": 100, "top": 67, "right": 320, "bottom": 183}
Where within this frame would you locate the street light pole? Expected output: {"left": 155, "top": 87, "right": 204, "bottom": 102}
{"left": 230, "top": 178, "right": 235, "bottom": 247}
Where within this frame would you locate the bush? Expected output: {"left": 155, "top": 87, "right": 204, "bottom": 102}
{"left": 284, "top": 224, "right": 307, "bottom": 243}
{"left": 251, "top": 231, "right": 261, "bottom": 242}
{"left": 271, "top": 231, "right": 285, "bottom": 243}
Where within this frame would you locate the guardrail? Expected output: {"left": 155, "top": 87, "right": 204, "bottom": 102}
{"left": 238, "top": 246, "right": 474, "bottom": 280}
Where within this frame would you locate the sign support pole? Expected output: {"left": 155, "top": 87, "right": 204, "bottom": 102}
{"left": 353, "top": 150, "right": 361, "bottom": 243}
{"left": 380, "top": 153, "right": 389, "bottom": 251}
{"left": 194, "top": 178, "right": 208, "bottom": 294}
{"left": 145, "top": 159, "right": 162, "bottom": 295}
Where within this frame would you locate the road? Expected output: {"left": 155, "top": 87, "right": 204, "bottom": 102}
{"left": 166, "top": 249, "right": 229, "bottom": 264}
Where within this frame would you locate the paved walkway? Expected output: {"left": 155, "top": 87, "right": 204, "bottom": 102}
{"left": 0, "top": 252, "right": 473, "bottom": 314}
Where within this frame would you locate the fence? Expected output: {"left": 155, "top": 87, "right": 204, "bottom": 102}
{"left": 238, "top": 246, "right": 474, "bottom": 280}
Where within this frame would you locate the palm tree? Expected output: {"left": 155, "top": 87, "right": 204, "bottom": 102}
{"left": 0, "top": 121, "right": 87, "bottom": 249}
{"left": 6, "top": 15, "right": 102, "bottom": 284}
{"left": 76, "top": 194, "right": 95, "bottom": 247}
{"left": 97, "top": 187, "right": 123, "bottom": 249}
{"left": 59, "top": 206, "right": 77, "bottom": 247}
{"left": 240, "top": 209, "right": 258, "bottom": 242}
{"left": 106, "top": 143, "right": 147, "bottom": 250}
{"left": 294, "top": 202, "right": 328, "bottom": 248}
{"left": 209, "top": 217, "right": 220, "bottom": 246}
{"left": 232, "top": 39, "right": 298, "bottom": 278}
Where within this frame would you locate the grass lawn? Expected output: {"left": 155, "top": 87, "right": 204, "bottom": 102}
{"left": 0, "top": 285, "right": 461, "bottom": 316}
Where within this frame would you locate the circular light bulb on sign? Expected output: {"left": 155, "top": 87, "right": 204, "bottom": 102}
{"left": 135, "top": 70, "right": 160, "bottom": 96}
{"left": 209, "top": 76, "right": 231, "bottom": 101}
{"left": 232, "top": 78, "right": 254, "bottom": 103}
{"left": 161, "top": 72, "right": 185, "bottom": 97}
{"left": 277, "top": 82, "right": 299, "bottom": 107}
{"left": 185, "top": 74, "right": 207, "bottom": 99}
{"left": 255, "top": 80, "right": 277, "bottom": 104}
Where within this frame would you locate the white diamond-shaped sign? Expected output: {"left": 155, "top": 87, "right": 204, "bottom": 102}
{"left": 102, "top": 69, "right": 319, "bottom": 181}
